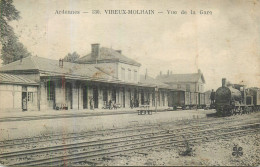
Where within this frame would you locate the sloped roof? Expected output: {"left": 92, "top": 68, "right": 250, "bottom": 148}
{"left": 0, "top": 56, "right": 174, "bottom": 89}
{"left": 139, "top": 75, "right": 169, "bottom": 89}
{"left": 76, "top": 47, "right": 141, "bottom": 66}
{"left": 0, "top": 56, "right": 116, "bottom": 81}
{"left": 0, "top": 56, "right": 38, "bottom": 71}
{"left": 156, "top": 73, "right": 205, "bottom": 84}
{"left": 0, "top": 73, "right": 38, "bottom": 85}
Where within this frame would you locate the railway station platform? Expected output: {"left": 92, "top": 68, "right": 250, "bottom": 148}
{"left": 0, "top": 108, "right": 140, "bottom": 122}
{"left": 0, "top": 109, "right": 216, "bottom": 140}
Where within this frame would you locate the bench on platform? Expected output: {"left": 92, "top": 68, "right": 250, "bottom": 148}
{"left": 137, "top": 110, "right": 153, "bottom": 115}
{"left": 137, "top": 105, "right": 152, "bottom": 115}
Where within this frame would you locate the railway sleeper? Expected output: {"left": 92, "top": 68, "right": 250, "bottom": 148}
{"left": 102, "top": 156, "right": 114, "bottom": 161}
{"left": 5, "top": 125, "right": 260, "bottom": 166}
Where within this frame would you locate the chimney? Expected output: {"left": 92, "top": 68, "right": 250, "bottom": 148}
{"left": 91, "top": 43, "right": 100, "bottom": 58}
{"left": 198, "top": 69, "right": 201, "bottom": 74}
{"left": 167, "top": 70, "right": 170, "bottom": 76}
{"left": 160, "top": 71, "right": 162, "bottom": 76}
{"left": 222, "top": 78, "right": 226, "bottom": 87}
{"left": 116, "top": 50, "right": 122, "bottom": 54}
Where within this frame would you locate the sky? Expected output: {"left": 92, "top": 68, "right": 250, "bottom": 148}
{"left": 1, "top": 0, "right": 260, "bottom": 90}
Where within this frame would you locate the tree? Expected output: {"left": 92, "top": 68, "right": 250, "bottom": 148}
{"left": 0, "top": 0, "right": 31, "bottom": 64}
{"left": 64, "top": 52, "right": 80, "bottom": 63}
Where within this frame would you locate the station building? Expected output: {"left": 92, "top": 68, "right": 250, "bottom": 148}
{"left": 156, "top": 70, "right": 206, "bottom": 107}
{"left": 0, "top": 73, "right": 38, "bottom": 111}
{"left": 0, "top": 44, "right": 170, "bottom": 112}
{"left": 156, "top": 70, "right": 205, "bottom": 93}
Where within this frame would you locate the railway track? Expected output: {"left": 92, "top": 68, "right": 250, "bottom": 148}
{"left": 0, "top": 114, "right": 257, "bottom": 151}
{"left": 1, "top": 118, "right": 257, "bottom": 158}
{"left": 0, "top": 115, "right": 219, "bottom": 147}
{"left": 1, "top": 120, "right": 259, "bottom": 166}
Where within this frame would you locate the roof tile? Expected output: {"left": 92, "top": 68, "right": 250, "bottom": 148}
{"left": 0, "top": 73, "right": 38, "bottom": 85}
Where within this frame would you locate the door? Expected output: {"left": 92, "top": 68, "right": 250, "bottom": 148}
{"left": 47, "top": 81, "right": 55, "bottom": 109}
{"left": 103, "top": 88, "right": 108, "bottom": 107}
{"left": 83, "top": 86, "right": 88, "bottom": 109}
{"left": 112, "top": 88, "right": 116, "bottom": 103}
{"left": 22, "top": 92, "right": 27, "bottom": 111}
{"left": 65, "top": 83, "right": 72, "bottom": 109}
{"left": 93, "top": 86, "right": 98, "bottom": 108}
{"left": 141, "top": 90, "right": 145, "bottom": 105}
{"left": 122, "top": 88, "right": 125, "bottom": 108}
{"left": 152, "top": 92, "right": 155, "bottom": 107}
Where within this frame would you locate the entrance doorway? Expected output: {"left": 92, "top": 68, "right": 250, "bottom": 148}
{"left": 47, "top": 81, "right": 55, "bottom": 109}
{"left": 22, "top": 92, "right": 27, "bottom": 111}
{"left": 122, "top": 88, "right": 125, "bottom": 108}
{"left": 112, "top": 88, "right": 116, "bottom": 103}
{"left": 141, "top": 90, "right": 144, "bottom": 105}
{"left": 83, "top": 86, "right": 88, "bottom": 109}
{"left": 93, "top": 86, "right": 98, "bottom": 108}
{"left": 65, "top": 83, "right": 72, "bottom": 109}
{"left": 103, "top": 88, "right": 108, "bottom": 107}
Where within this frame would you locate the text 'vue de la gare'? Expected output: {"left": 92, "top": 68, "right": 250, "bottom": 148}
{"left": 55, "top": 9, "right": 213, "bottom": 15}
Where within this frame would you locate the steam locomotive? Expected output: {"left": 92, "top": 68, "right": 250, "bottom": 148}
{"left": 215, "top": 78, "right": 260, "bottom": 116}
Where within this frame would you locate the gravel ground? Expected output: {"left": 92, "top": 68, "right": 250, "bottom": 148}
{"left": 0, "top": 112, "right": 258, "bottom": 166}
{"left": 101, "top": 134, "right": 260, "bottom": 166}
{"left": 0, "top": 109, "right": 213, "bottom": 140}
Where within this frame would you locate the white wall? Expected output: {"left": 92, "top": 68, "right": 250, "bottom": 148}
{"left": 95, "top": 63, "right": 118, "bottom": 78}
{"left": 0, "top": 84, "right": 38, "bottom": 111}
{"left": 118, "top": 63, "right": 140, "bottom": 83}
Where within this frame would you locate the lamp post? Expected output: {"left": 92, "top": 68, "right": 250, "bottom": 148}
{"left": 155, "top": 86, "right": 158, "bottom": 113}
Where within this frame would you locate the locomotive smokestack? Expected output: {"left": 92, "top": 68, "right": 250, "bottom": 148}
{"left": 222, "top": 78, "right": 226, "bottom": 87}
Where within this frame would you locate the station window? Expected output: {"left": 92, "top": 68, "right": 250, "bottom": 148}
{"left": 186, "top": 84, "right": 190, "bottom": 91}
{"left": 47, "top": 81, "right": 55, "bottom": 101}
{"left": 27, "top": 92, "right": 33, "bottom": 102}
{"left": 65, "top": 83, "right": 71, "bottom": 101}
{"left": 177, "top": 84, "right": 181, "bottom": 89}
{"left": 162, "top": 92, "right": 165, "bottom": 106}
{"left": 121, "top": 68, "right": 125, "bottom": 80}
{"left": 134, "top": 70, "right": 137, "bottom": 81}
{"left": 128, "top": 69, "right": 131, "bottom": 81}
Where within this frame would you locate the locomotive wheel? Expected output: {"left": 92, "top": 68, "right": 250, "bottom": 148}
{"left": 216, "top": 106, "right": 223, "bottom": 117}
{"left": 226, "top": 105, "right": 232, "bottom": 116}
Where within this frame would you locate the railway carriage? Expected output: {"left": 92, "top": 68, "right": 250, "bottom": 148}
{"left": 247, "top": 88, "right": 260, "bottom": 111}
{"left": 169, "top": 90, "right": 186, "bottom": 109}
{"left": 168, "top": 90, "right": 206, "bottom": 110}
{"left": 198, "top": 93, "right": 206, "bottom": 108}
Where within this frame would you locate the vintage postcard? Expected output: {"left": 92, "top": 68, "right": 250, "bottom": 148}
{"left": 0, "top": 0, "right": 259, "bottom": 166}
